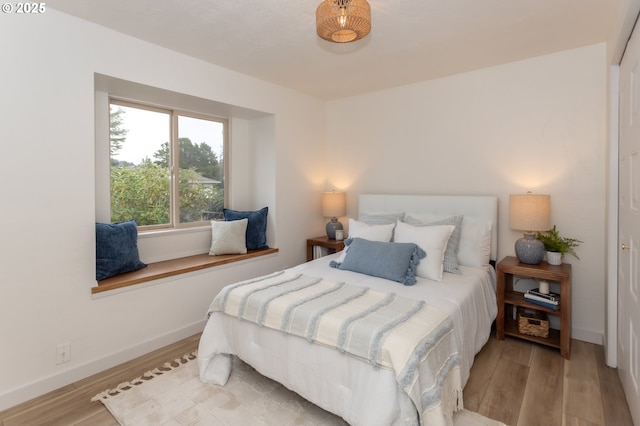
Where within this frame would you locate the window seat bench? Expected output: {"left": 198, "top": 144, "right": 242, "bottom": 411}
{"left": 93, "top": 248, "right": 279, "bottom": 294}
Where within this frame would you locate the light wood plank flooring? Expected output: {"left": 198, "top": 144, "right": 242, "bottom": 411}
{"left": 0, "top": 333, "right": 633, "bottom": 426}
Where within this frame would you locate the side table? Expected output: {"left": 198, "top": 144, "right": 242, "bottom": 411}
{"left": 306, "top": 236, "right": 345, "bottom": 262}
{"left": 496, "top": 256, "right": 572, "bottom": 359}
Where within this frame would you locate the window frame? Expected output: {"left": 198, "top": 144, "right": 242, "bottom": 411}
{"left": 108, "top": 97, "right": 229, "bottom": 232}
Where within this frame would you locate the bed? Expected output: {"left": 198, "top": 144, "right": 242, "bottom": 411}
{"left": 198, "top": 194, "right": 499, "bottom": 426}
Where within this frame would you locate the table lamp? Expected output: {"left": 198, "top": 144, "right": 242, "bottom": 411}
{"left": 322, "top": 191, "right": 346, "bottom": 239}
{"left": 509, "top": 193, "right": 551, "bottom": 265}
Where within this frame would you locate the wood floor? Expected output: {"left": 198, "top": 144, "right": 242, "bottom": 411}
{"left": 0, "top": 332, "right": 634, "bottom": 426}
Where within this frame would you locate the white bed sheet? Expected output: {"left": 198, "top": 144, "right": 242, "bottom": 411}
{"left": 198, "top": 253, "right": 497, "bottom": 426}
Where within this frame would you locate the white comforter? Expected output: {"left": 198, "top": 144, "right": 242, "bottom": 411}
{"left": 198, "top": 254, "right": 497, "bottom": 426}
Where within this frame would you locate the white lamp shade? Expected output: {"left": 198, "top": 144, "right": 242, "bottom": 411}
{"left": 322, "top": 191, "right": 346, "bottom": 218}
{"left": 509, "top": 194, "right": 551, "bottom": 232}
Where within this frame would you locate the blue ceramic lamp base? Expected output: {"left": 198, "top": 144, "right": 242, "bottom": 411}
{"left": 326, "top": 218, "right": 344, "bottom": 240}
{"left": 515, "top": 233, "right": 545, "bottom": 265}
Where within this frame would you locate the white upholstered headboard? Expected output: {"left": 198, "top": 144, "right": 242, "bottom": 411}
{"left": 358, "top": 194, "right": 499, "bottom": 262}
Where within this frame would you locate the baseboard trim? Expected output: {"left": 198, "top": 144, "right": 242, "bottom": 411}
{"left": 572, "top": 327, "right": 603, "bottom": 346}
{"left": 0, "top": 320, "right": 206, "bottom": 411}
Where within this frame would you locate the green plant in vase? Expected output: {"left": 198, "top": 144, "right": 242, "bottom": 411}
{"left": 536, "top": 225, "right": 582, "bottom": 265}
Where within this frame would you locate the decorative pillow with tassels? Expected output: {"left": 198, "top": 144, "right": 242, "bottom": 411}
{"left": 329, "top": 237, "right": 426, "bottom": 285}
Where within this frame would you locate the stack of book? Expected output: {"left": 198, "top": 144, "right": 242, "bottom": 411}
{"left": 524, "top": 288, "right": 560, "bottom": 310}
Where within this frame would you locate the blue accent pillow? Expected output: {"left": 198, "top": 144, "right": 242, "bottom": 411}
{"left": 223, "top": 207, "right": 269, "bottom": 250}
{"left": 95, "top": 221, "right": 146, "bottom": 281}
{"left": 329, "top": 238, "right": 426, "bottom": 286}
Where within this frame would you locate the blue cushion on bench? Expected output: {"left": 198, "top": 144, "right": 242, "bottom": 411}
{"left": 223, "top": 207, "right": 269, "bottom": 250}
{"left": 96, "top": 221, "right": 146, "bottom": 281}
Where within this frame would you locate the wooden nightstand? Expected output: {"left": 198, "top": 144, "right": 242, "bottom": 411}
{"left": 306, "top": 236, "right": 345, "bottom": 261}
{"left": 496, "top": 256, "right": 572, "bottom": 359}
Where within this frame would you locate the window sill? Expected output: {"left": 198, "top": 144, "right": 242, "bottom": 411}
{"left": 92, "top": 248, "right": 279, "bottom": 294}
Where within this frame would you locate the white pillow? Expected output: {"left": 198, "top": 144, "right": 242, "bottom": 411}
{"left": 394, "top": 221, "right": 455, "bottom": 281}
{"left": 406, "top": 213, "right": 493, "bottom": 268}
{"left": 209, "top": 219, "right": 248, "bottom": 255}
{"left": 347, "top": 218, "right": 395, "bottom": 242}
{"left": 405, "top": 215, "right": 463, "bottom": 274}
{"left": 335, "top": 218, "right": 397, "bottom": 263}
{"left": 457, "top": 220, "right": 492, "bottom": 267}
{"left": 358, "top": 213, "right": 405, "bottom": 241}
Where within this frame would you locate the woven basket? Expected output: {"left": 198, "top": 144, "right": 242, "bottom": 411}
{"left": 517, "top": 307, "right": 549, "bottom": 338}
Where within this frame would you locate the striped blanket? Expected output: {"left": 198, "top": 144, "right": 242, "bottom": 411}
{"left": 207, "top": 271, "right": 463, "bottom": 426}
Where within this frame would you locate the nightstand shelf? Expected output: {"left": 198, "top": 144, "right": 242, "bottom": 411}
{"left": 504, "top": 315, "right": 561, "bottom": 348}
{"left": 503, "top": 290, "right": 560, "bottom": 314}
{"left": 496, "top": 256, "right": 572, "bottom": 359}
{"left": 306, "top": 236, "right": 345, "bottom": 261}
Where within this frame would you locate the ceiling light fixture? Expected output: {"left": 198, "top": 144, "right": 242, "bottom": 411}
{"left": 316, "top": 0, "right": 371, "bottom": 43}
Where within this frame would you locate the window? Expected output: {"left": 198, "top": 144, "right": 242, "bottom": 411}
{"left": 95, "top": 74, "right": 275, "bottom": 264}
{"left": 109, "top": 99, "right": 228, "bottom": 229}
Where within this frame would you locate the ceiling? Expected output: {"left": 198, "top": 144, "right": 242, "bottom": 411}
{"left": 48, "top": 0, "right": 621, "bottom": 100}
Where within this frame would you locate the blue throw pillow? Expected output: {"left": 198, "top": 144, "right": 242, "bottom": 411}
{"left": 329, "top": 238, "right": 426, "bottom": 286}
{"left": 96, "top": 221, "right": 146, "bottom": 281}
{"left": 223, "top": 207, "right": 268, "bottom": 250}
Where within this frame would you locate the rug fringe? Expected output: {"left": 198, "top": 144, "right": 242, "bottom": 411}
{"left": 90, "top": 350, "right": 197, "bottom": 402}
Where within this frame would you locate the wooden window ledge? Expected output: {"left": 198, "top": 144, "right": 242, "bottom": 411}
{"left": 93, "top": 248, "right": 279, "bottom": 294}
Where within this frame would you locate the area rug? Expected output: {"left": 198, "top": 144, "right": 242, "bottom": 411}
{"left": 92, "top": 352, "right": 506, "bottom": 426}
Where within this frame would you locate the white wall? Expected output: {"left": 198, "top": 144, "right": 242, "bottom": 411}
{"left": 0, "top": 10, "right": 326, "bottom": 409}
{"left": 326, "top": 44, "right": 608, "bottom": 344}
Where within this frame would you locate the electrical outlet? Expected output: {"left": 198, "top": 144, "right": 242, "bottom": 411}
{"left": 56, "top": 343, "right": 70, "bottom": 364}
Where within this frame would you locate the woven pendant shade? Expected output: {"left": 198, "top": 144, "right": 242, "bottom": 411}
{"left": 316, "top": 0, "right": 371, "bottom": 43}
